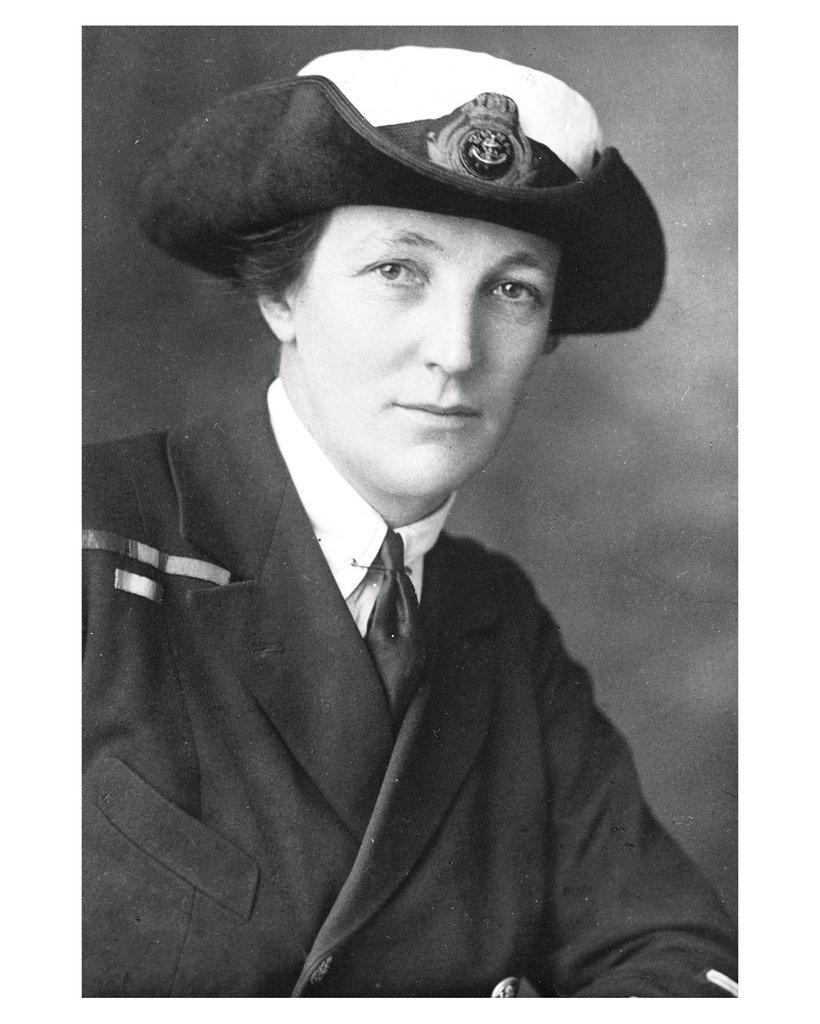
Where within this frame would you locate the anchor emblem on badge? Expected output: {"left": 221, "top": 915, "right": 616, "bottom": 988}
{"left": 427, "top": 92, "right": 537, "bottom": 186}
{"left": 463, "top": 129, "right": 513, "bottom": 178}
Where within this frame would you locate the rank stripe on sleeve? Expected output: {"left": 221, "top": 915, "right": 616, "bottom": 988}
{"left": 83, "top": 528, "right": 231, "bottom": 586}
{"left": 114, "top": 569, "right": 164, "bottom": 604}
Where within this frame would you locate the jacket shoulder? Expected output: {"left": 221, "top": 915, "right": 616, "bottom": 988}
{"left": 83, "top": 431, "right": 174, "bottom": 538}
{"left": 438, "top": 531, "right": 528, "bottom": 581}
{"left": 440, "top": 532, "right": 559, "bottom": 629}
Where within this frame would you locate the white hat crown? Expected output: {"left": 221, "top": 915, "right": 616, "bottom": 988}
{"left": 299, "top": 46, "right": 603, "bottom": 178}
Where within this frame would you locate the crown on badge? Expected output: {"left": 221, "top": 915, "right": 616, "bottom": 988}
{"left": 426, "top": 92, "right": 537, "bottom": 186}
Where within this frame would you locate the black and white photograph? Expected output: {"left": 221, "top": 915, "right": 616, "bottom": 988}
{"left": 80, "top": 23, "right": 738, "bottom": 999}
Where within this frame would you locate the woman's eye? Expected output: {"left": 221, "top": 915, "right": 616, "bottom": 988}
{"left": 494, "top": 280, "right": 539, "bottom": 302}
{"left": 375, "top": 263, "right": 409, "bottom": 282}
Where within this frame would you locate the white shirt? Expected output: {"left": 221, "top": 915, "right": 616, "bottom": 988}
{"left": 267, "top": 378, "right": 455, "bottom": 636}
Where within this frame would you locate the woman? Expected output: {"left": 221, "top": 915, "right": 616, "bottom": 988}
{"left": 82, "top": 44, "right": 737, "bottom": 997}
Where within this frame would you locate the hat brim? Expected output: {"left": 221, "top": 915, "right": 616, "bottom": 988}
{"left": 138, "top": 76, "right": 665, "bottom": 335}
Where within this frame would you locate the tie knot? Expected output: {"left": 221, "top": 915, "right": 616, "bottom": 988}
{"left": 378, "top": 528, "right": 406, "bottom": 572}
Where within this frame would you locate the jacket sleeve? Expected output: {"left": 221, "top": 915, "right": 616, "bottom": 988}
{"left": 82, "top": 437, "right": 200, "bottom": 797}
{"left": 516, "top": 577, "right": 737, "bottom": 998}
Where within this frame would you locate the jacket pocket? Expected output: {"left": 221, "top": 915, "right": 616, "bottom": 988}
{"left": 85, "top": 755, "right": 259, "bottom": 920}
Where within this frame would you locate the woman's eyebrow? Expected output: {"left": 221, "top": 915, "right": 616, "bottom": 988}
{"left": 352, "top": 230, "right": 446, "bottom": 254}
{"left": 497, "top": 250, "right": 555, "bottom": 272}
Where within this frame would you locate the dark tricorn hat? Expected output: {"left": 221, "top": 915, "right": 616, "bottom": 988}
{"left": 138, "top": 46, "right": 665, "bottom": 335}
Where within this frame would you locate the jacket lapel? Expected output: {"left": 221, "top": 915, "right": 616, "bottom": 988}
{"left": 166, "top": 400, "right": 505, "bottom": 978}
{"left": 166, "top": 401, "right": 395, "bottom": 841}
{"left": 294, "top": 535, "right": 502, "bottom": 992}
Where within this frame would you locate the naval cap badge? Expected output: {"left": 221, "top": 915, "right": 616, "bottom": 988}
{"left": 426, "top": 92, "right": 537, "bottom": 186}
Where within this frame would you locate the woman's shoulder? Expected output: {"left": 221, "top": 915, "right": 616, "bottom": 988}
{"left": 437, "top": 530, "right": 547, "bottom": 594}
{"left": 83, "top": 429, "right": 174, "bottom": 535}
{"left": 434, "top": 530, "right": 561, "bottom": 639}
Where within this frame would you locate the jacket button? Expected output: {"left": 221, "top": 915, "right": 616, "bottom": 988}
{"left": 309, "top": 956, "right": 333, "bottom": 986}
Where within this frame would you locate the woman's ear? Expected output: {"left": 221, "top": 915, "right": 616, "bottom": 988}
{"left": 257, "top": 293, "right": 296, "bottom": 344}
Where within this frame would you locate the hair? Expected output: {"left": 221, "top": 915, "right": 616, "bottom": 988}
{"left": 230, "top": 212, "right": 332, "bottom": 300}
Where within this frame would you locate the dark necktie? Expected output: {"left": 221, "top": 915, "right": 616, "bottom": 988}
{"left": 365, "top": 528, "right": 425, "bottom": 730}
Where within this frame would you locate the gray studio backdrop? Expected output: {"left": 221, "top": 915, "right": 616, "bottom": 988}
{"left": 83, "top": 26, "right": 737, "bottom": 918}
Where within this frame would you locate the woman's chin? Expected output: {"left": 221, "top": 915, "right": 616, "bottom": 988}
{"left": 366, "top": 453, "right": 483, "bottom": 518}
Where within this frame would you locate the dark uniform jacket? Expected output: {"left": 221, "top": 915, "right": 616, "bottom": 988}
{"left": 82, "top": 399, "right": 737, "bottom": 997}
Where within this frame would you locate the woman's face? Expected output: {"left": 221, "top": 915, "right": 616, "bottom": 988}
{"left": 260, "top": 205, "right": 560, "bottom": 526}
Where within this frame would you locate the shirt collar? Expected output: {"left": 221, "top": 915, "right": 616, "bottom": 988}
{"left": 267, "top": 378, "right": 454, "bottom": 600}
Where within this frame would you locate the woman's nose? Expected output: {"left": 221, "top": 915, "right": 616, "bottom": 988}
{"left": 418, "top": 293, "right": 479, "bottom": 376}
